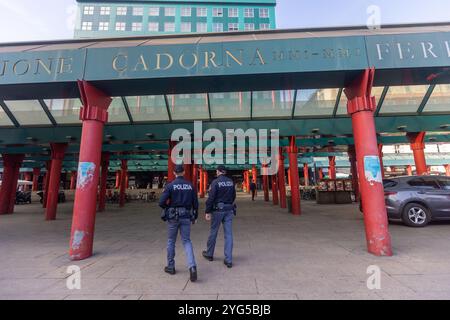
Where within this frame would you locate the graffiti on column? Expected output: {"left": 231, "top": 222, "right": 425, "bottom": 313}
{"left": 364, "top": 156, "right": 382, "bottom": 185}
{"left": 77, "top": 162, "right": 96, "bottom": 190}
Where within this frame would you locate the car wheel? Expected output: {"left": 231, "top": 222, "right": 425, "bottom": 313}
{"left": 402, "top": 203, "right": 431, "bottom": 227}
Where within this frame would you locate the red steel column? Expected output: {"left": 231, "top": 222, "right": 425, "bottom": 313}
{"left": 252, "top": 165, "right": 257, "bottom": 183}
{"left": 98, "top": 152, "right": 110, "bottom": 212}
{"left": 245, "top": 171, "right": 250, "bottom": 194}
{"left": 69, "top": 81, "right": 112, "bottom": 260}
{"left": 445, "top": 164, "right": 450, "bottom": 177}
{"left": 407, "top": 132, "right": 427, "bottom": 176}
{"left": 348, "top": 145, "right": 360, "bottom": 202}
{"left": 0, "top": 154, "right": 24, "bottom": 214}
{"left": 203, "top": 170, "right": 209, "bottom": 194}
{"left": 119, "top": 159, "right": 127, "bottom": 207}
{"left": 43, "top": 160, "right": 52, "bottom": 208}
{"left": 167, "top": 141, "right": 176, "bottom": 183}
{"left": 378, "top": 144, "right": 385, "bottom": 179}
{"left": 184, "top": 163, "right": 192, "bottom": 182}
{"left": 328, "top": 156, "right": 336, "bottom": 179}
{"left": 192, "top": 164, "right": 198, "bottom": 191}
{"left": 303, "top": 163, "right": 309, "bottom": 186}
{"left": 262, "top": 165, "right": 269, "bottom": 202}
{"left": 45, "top": 143, "right": 68, "bottom": 221}
{"left": 32, "top": 167, "right": 40, "bottom": 192}
{"left": 318, "top": 168, "right": 324, "bottom": 180}
{"left": 199, "top": 167, "right": 205, "bottom": 198}
{"left": 125, "top": 172, "right": 129, "bottom": 189}
{"left": 70, "top": 171, "right": 77, "bottom": 190}
{"left": 344, "top": 68, "right": 392, "bottom": 256}
{"left": 288, "top": 137, "right": 301, "bottom": 215}
{"left": 278, "top": 148, "right": 287, "bottom": 209}
{"left": 272, "top": 175, "right": 279, "bottom": 205}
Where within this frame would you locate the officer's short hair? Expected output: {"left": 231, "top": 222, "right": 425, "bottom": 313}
{"left": 174, "top": 164, "right": 184, "bottom": 174}
{"left": 217, "top": 165, "right": 227, "bottom": 174}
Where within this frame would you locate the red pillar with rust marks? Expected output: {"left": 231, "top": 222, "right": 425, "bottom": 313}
{"left": 167, "top": 141, "right": 176, "bottom": 183}
{"left": 318, "top": 168, "right": 324, "bottom": 180}
{"left": 445, "top": 164, "right": 450, "bottom": 177}
{"left": 244, "top": 171, "right": 250, "bottom": 193}
{"left": 303, "top": 163, "right": 309, "bottom": 186}
{"left": 378, "top": 144, "right": 385, "bottom": 179}
{"left": 278, "top": 148, "right": 287, "bottom": 209}
{"left": 98, "top": 152, "right": 110, "bottom": 212}
{"left": 119, "top": 159, "right": 127, "bottom": 207}
{"left": 407, "top": 132, "right": 427, "bottom": 176}
{"left": 69, "top": 81, "right": 112, "bottom": 260}
{"left": 328, "top": 156, "right": 336, "bottom": 180}
{"left": 203, "top": 170, "right": 208, "bottom": 194}
{"left": 406, "top": 165, "right": 413, "bottom": 176}
{"left": 45, "top": 143, "right": 68, "bottom": 221}
{"left": 0, "top": 154, "right": 24, "bottom": 214}
{"left": 70, "top": 171, "right": 77, "bottom": 190}
{"left": 272, "top": 175, "right": 279, "bottom": 205}
{"left": 344, "top": 68, "right": 392, "bottom": 256}
{"left": 262, "top": 165, "right": 269, "bottom": 202}
{"left": 32, "top": 167, "right": 40, "bottom": 191}
{"left": 43, "top": 160, "right": 51, "bottom": 208}
{"left": 192, "top": 164, "right": 198, "bottom": 191}
{"left": 348, "top": 145, "right": 360, "bottom": 202}
{"left": 252, "top": 165, "right": 257, "bottom": 184}
{"left": 288, "top": 137, "right": 301, "bottom": 215}
{"left": 199, "top": 167, "right": 205, "bottom": 198}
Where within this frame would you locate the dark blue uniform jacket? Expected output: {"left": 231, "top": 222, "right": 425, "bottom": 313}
{"left": 205, "top": 175, "right": 236, "bottom": 213}
{"left": 159, "top": 176, "right": 199, "bottom": 211}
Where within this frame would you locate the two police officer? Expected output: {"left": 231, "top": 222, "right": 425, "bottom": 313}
{"left": 159, "top": 164, "right": 198, "bottom": 282}
{"left": 202, "top": 165, "right": 236, "bottom": 268}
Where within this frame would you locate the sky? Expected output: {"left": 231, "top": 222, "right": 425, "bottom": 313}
{"left": 0, "top": 0, "right": 449, "bottom": 43}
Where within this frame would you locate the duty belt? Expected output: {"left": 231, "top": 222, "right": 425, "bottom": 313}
{"left": 214, "top": 202, "right": 235, "bottom": 211}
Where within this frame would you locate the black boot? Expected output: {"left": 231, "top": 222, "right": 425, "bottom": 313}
{"left": 202, "top": 250, "right": 213, "bottom": 261}
{"left": 224, "top": 260, "right": 233, "bottom": 268}
{"left": 189, "top": 267, "right": 197, "bottom": 282}
{"left": 164, "top": 266, "right": 176, "bottom": 275}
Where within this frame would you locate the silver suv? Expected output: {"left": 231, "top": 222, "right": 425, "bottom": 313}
{"left": 383, "top": 176, "right": 450, "bottom": 227}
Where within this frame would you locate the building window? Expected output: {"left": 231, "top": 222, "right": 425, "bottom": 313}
{"left": 197, "top": 7, "right": 207, "bottom": 17}
{"left": 132, "top": 22, "right": 142, "bottom": 31}
{"left": 81, "top": 21, "right": 93, "bottom": 31}
{"left": 149, "top": 7, "right": 159, "bottom": 16}
{"left": 244, "top": 23, "right": 255, "bottom": 31}
{"left": 100, "top": 6, "right": 110, "bottom": 15}
{"left": 83, "top": 6, "right": 94, "bottom": 15}
{"left": 181, "top": 7, "right": 191, "bottom": 17}
{"left": 117, "top": 7, "right": 127, "bottom": 16}
{"left": 244, "top": 8, "right": 254, "bottom": 18}
{"left": 259, "top": 8, "right": 269, "bottom": 18}
{"left": 213, "top": 23, "right": 223, "bottom": 32}
{"left": 213, "top": 8, "right": 223, "bottom": 17}
{"left": 196, "top": 22, "right": 207, "bottom": 33}
{"left": 165, "top": 7, "right": 176, "bottom": 16}
{"left": 99, "top": 22, "right": 109, "bottom": 31}
{"left": 133, "top": 7, "right": 143, "bottom": 16}
{"left": 228, "top": 8, "right": 239, "bottom": 18}
{"left": 181, "top": 22, "right": 191, "bottom": 32}
{"left": 228, "top": 23, "right": 239, "bottom": 31}
{"left": 164, "top": 22, "right": 175, "bottom": 32}
{"left": 148, "top": 22, "right": 159, "bottom": 32}
{"left": 115, "top": 22, "right": 126, "bottom": 31}
{"left": 259, "top": 23, "right": 270, "bottom": 30}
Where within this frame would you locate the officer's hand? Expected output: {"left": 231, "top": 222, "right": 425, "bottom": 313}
{"left": 205, "top": 214, "right": 211, "bottom": 221}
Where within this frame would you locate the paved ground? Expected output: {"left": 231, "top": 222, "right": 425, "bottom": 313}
{"left": 1, "top": 192, "right": 450, "bottom": 300}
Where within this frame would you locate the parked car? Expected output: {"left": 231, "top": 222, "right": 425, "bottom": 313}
{"left": 383, "top": 176, "right": 450, "bottom": 227}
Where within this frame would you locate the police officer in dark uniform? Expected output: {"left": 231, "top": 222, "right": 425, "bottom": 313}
{"left": 159, "top": 164, "right": 198, "bottom": 282}
{"left": 202, "top": 165, "right": 236, "bottom": 268}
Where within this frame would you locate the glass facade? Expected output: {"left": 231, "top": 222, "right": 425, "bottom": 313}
{"left": 74, "top": 0, "right": 276, "bottom": 38}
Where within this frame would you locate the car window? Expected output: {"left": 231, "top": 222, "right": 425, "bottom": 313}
{"left": 437, "top": 179, "right": 450, "bottom": 190}
{"left": 383, "top": 179, "right": 397, "bottom": 188}
{"left": 407, "top": 178, "right": 439, "bottom": 189}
